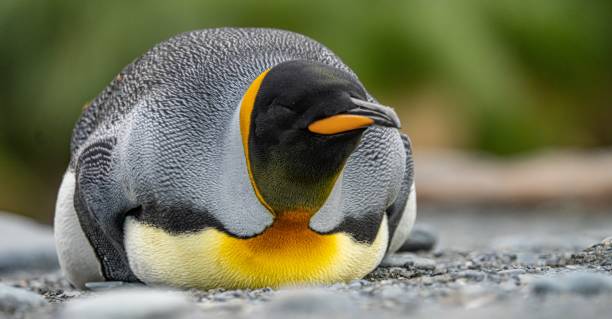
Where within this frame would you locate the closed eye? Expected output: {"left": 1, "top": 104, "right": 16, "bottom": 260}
{"left": 269, "top": 97, "right": 296, "bottom": 112}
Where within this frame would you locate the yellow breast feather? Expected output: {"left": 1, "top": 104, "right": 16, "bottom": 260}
{"left": 124, "top": 213, "right": 388, "bottom": 289}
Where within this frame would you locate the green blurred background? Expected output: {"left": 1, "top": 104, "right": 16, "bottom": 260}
{"left": 1, "top": 0, "right": 611, "bottom": 222}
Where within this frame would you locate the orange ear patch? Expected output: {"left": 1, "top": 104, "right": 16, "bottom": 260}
{"left": 308, "top": 114, "right": 374, "bottom": 135}
{"left": 239, "top": 69, "right": 274, "bottom": 214}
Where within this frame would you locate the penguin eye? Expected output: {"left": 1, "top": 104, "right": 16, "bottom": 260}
{"left": 271, "top": 99, "right": 295, "bottom": 112}
{"left": 267, "top": 101, "right": 297, "bottom": 120}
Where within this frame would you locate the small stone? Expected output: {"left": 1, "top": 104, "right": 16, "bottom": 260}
{"left": 0, "top": 284, "right": 47, "bottom": 314}
{"left": 378, "top": 285, "right": 405, "bottom": 300}
{"left": 60, "top": 291, "right": 82, "bottom": 299}
{"left": 198, "top": 298, "right": 246, "bottom": 314}
{"left": 530, "top": 272, "right": 612, "bottom": 297}
{"left": 369, "top": 267, "right": 416, "bottom": 280}
{"left": 211, "top": 290, "right": 243, "bottom": 302}
{"left": 60, "top": 288, "right": 199, "bottom": 319}
{"left": 454, "top": 270, "right": 486, "bottom": 281}
{"left": 516, "top": 253, "right": 539, "bottom": 266}
{"left": 260, "top": 288, "right": 355, "bottom": 318}
{"left": 84, "top": 281, "right": 145, "bottom": 291}
{"left": 347, "top": 279, "right": 367, "bottom": 289}
{"left": 565, "top": 272, "right": 612, "bottom": 296}
{"left": 0, "top": 212, "right": 59, "bottom": 274}
{"left": 380, "top": 253, "right": 436, "bottom": 270}
{"left": 602, "top": 236, "right": 612, "bottom": 246}
{"left": 398, "top": 225, "right": 438, "bottom": 252}
{"left": 531, "top": 278, "right": 563, "bottom": 295}
{"left": 497, "top": 269, "right": 526, "bottom": 277}
{"left": 328, "top": 283, "right": 346, "bottom": 290}
{"left": 454, "top": 285, "right": 500, "bottom": 308}
{"left": 420, "top": 276, "right": 434, "bottom": 285}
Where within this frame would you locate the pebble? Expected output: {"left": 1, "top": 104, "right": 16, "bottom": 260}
{"left": 454, "top": 285, "right": 502, "bottom": 309}
{"left": 59, "top": 288, "right": 200, "bottom": 319}
{"left": 0, "top": 283, "right": 47, "bottom": 314}
{"left": 199, "top": 298, "right": 247, "bottom": 315}
{"left": 515, "top": 253, "right": 540, "bottom": 266}
{"left": 398, "top": 225, "right": 438, "bottom": 252}
{"left": 565, "top": 272, "right": 612, "bottom": 296}
{"left": 258, "top": 288, "right": 356, "bottom": 318}
{"left": 211, "top": 290, "right": 243, "bottom": 302}
{"left": 0, "top": 212, "right": 59, "bottom": 273}
{"left": 531, "top": 278, "right": 564, "bottom": 295}
{"left": 378, "top": 285, "right": 411, "bottom": 303}
{"left": 531, "top": 272, "right": 612, "bottom": 296}
{"left": 348, "top": 279, "right": 368, "bottom": 289}
{"left": 454, "top": 270, "right": 486, "bottom": 282}
{"left": 380, "top": 253, "right": 436, "bottom": 270}
{"left": 84, "top": 281, "right": 145, "bottom": 291}
{"left": 497, "top": 269, "right": 526, "bottom": 277}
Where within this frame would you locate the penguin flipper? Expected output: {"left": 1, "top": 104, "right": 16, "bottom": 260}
{"left": 74, "top": 137, "right": 140, "bottom": 282}
{"left": 385, "top": 133, "right": 416, "bottom": 254}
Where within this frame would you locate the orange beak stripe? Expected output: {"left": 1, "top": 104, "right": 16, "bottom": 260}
{"left": 308, "top": 114, "right": 374, "bottom": 135}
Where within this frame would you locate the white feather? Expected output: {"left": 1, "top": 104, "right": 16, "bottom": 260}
{"left": 54, "top": 170, "right": 104, "bottom": 288}
{"left": 386, "top": 183, "right": 417, "bottom": 254}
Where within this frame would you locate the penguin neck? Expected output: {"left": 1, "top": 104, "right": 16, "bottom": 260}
{"left": 236, "top": 109, "right": 354, "bottom": 216}
{"left": 249, "top": 147, "right": 346, "bottom": 215}
{"left": 247, "top": 124, "right": 363, "bottom": 215}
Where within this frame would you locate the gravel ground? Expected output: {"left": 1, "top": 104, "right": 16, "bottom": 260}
{"left": 1, "top": 205, "right": 611, "bottom": 319}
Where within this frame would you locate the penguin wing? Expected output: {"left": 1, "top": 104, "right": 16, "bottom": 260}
{"left": 385, "top": 133, "right": 416, "bottom": 253}
{"left": 73, "top": 136, "right": 140, "bottom": 282}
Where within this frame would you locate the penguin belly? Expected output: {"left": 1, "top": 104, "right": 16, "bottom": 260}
{"left": 124, "top": 212, "right": 388, "bottom": 289}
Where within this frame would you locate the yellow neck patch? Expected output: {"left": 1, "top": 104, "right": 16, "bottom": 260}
{"left": 124, "top": 214, "right": 388, "bottom": 289}
{"left": 239, "top": 69, "right": 274, "bottom": 214}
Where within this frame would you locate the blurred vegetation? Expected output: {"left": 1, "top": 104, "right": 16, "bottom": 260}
{"left": 0, "top": 0, "right": 611, "bottom": 221}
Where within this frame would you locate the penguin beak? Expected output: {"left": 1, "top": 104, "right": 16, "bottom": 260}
{"left": 308, "top": 98, "right": 401, "bottom": 135}
{"left": 347, "top": 98, "right": 401, "bottom": 128}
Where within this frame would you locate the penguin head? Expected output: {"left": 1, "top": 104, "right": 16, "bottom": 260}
{"left": 240, "top": 60, "right": 400, "bottom": 214}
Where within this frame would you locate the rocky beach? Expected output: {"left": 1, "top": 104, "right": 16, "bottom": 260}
{"left": 1, "top": 204, "right": 611, "bottom": 319}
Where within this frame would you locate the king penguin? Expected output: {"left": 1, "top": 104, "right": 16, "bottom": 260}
{"left": 54, "top": 28, "right": 416, "bottom": 289}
